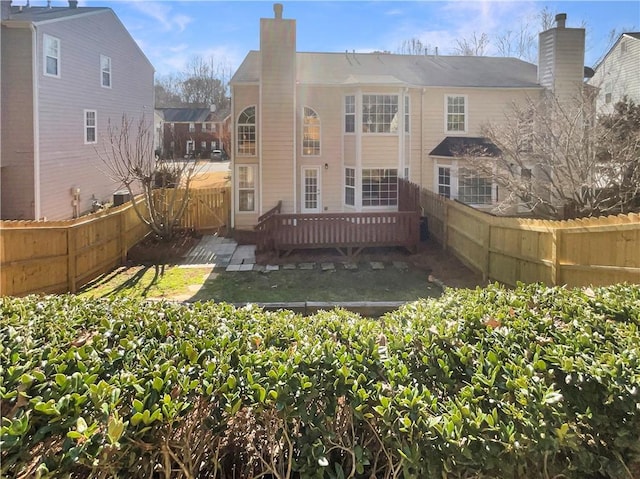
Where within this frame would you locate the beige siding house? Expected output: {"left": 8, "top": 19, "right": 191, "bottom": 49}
{"left": 588, "top": 33, "right": 640, "bottom": 114}
{"left": 1, "top": 1, "right": 154, "bottom": 220}
{"left": 230, "top": 4, "right": 586, "bottom": 230}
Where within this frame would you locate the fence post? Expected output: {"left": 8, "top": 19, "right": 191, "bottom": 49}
{"left": 119, "top": 209, "right": 128, "bottom": 263}
{"left": 483, "top": 221, "right": 491, "bottom": 282}
{"left": 550, "top": 228, "right": 561, "bottom": 285}
{"left": 442, "top": 200, "right": 449, "bottom": 251}
{"left": 67, "top": 226, "right": 77, "bottom": 293}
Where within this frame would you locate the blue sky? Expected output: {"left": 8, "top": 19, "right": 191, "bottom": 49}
{"left": 76, "top": 0, "right": 638, "bottom": 77}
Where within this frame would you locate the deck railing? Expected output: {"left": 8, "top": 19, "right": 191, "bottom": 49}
{"left": 257, "top": 211, "right": 420, "bottom": 256}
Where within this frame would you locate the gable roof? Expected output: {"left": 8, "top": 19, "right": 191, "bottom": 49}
{"left": 5, "top": 5, "right": 108, "bottom": 23}
{"left": 592, "top": 32, "right": 640, "bottom": 70}
{"left": 157, "top": 108, "right": 225, "bottom": 123}
{"left": 232, "top": 51, "right": 540, "bottom": 89}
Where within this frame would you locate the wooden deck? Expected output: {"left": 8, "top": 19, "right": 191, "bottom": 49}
{"left": 255, "top": 180, "right": 421, "bottom": 256}
{"left": 256, "top": 211, "right": 420, "bottom": 256}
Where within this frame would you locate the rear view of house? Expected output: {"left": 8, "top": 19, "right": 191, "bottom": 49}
{"left": 230, "top": 4, "right": 586, "bottom": 231}
{"left": 1, "top": 0, "right": 154, "bottom": 220}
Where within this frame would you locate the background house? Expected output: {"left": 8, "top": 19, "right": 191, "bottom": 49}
{"left": 588, "top": 32, "right": 640, "bottom": 114}
{"left": 1, "top": 0, "right": 154, "bottom": 220}
{"left": 155, "top": 107, "right": 228, "bottom": 160}
{"left": 230, "top": 4, "right": 586, "bottom": 230}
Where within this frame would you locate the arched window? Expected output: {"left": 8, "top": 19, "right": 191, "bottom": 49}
{"left": 302, "top": 107, "right": 320, "bottom": 156}
{"left": 237, "top": 106, "right": 256, "bottom": 155}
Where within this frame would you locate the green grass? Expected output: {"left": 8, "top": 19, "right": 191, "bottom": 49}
{"left": 79, "top": 263, "right": 440, "bottom": 303}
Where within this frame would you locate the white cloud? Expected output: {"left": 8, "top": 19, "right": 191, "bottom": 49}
{"left": 129, "top": 0, "right": 192, "bottom": 33}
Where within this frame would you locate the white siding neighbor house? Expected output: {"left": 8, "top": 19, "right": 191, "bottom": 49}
{"left": 230, "top": 4, "right": 587, "bottom": 231}
{"left": 588, "top": 32, "right": 640, "bottom": 114}
{"left": 1, "top": 1, "right": 154, "bottom": 220}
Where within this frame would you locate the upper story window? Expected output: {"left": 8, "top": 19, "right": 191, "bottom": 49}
{"left": 84, "top": 110, "right": 97, "bottom": 144}
{"left": 446, "top": 95, "right": 467, "bottom": 133}
{"left": 100, "top": 55, "right": 111, "bottom": 88}
{"left": 345, "top": 95, "right": 355, "bottom": 133}
{"left": 237, "top": 106, "right": 256, "bottom": 156}
{"left": 363, "top": 95, "right": 398, "bottom": 133}
{"left": 189, "top": 122, "right": 195, "bottom": 133}
{"left": 302, "top": 107, "right": 320, "bottom": 156}
{"left": 404, "top": 95, "right": 410, "bottom": 134}
{"left": 44, "top": 34, "right": 60, "bottom": 77}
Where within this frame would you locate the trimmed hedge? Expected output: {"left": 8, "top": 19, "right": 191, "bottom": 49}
{"left": 1, "top": 284, "right": 639, "bottom": 478}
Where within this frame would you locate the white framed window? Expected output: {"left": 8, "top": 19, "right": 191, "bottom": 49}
{"left": 345, "top": 95, "right": 355, "bottom": 133}
{"left": 237, "top": 165, "right": 256, "bottom": 212}
{"left": 186, "top": 140, "right": 195, "bottom": 154}
{"left": 458, "top": 168, "right": 493, "bottom": 205}
{"left": 404, "top": 95, "right": 410, "bottom": 134}
{"left": 437, "top": 166, "right": 452, "bottom": 198}
{"left": 445, "top": 95, "right": 467, "bottom": 133}
{"left": 188, "top": 122, "right": 195, "bottom": 133}
{"left": 345, "top": 167, "right": 355, "bottom": 206}
{"left": 44, "top": 34, "right": 60, "bottom": 77}
{"left": 362, "top": 168, "right": 398, "bottom": 207}
{"left": 100, "top": 55, "right": 111, "bottom": 88}
{"left": 201, "top": 141, "right": 207, "bottom": 150}
{"left": 84, "top": 110, "right": 97, "bottom": 144}
{"left": 237, "top": 106, "right": 256, "bottom": 156}
{"left": 362, "top": 94, "right": 399, "bottom": 133}
{"left": 302, "top": 106, "right": 320, "bottom": 156}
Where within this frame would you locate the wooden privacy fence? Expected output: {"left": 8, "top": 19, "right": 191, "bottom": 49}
{"left": 421, "top": 188, "right": 640, "bottom": 287}
{"left": 257, "top": 211, "right": 420, "bottom": 257}
{"left": 1, "top": 186, "right": 230, "bottom": 297}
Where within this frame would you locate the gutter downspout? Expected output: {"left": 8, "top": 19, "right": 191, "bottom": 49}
{"left": 230, "top": 86, "right": 235, "bottom": 229}
{"left": 420, "top": 88, "right": 425, "bottom": 190}
{"left": 31, "top": 23, "right": 41, "bottom": 219}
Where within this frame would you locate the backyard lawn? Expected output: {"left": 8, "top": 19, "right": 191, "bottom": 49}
{"left": 78, "top": 262, "right": 441, "bottom": 303}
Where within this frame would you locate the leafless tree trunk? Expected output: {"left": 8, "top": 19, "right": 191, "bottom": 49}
{"left": 456, "top": 91, "right": 640, "bottom": 219}
{"left": 98, "top": 115, "right": 199, "bottom": 240}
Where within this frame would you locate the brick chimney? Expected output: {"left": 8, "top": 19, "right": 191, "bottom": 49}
{"left": 68, "top": 0, "right": 78, "bottom": 8}
{"left": 538, "top": 13, "right": 585, "bottom": 102}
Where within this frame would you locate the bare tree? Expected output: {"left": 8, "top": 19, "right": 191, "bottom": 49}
{"left": 494, "top": 24, "right": 537, "bottom": 62}
{"left": 98, "top": 115, "right": 199, "bottom": 240}
{"left": 396, "top": 37, "right": 432, "bottom": 55}
{"left": 456, "top": 92, "right": 640, "bottom": 219}
{"left": 452, "top": 32, "right": 490, "bottom": 56}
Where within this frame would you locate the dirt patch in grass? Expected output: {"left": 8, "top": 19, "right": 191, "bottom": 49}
{"left": 127, "top": 229, "right": 201, "bottom": 265}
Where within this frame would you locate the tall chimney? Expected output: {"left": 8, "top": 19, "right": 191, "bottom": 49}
{"left": 68, "top": 0, "right": 78, "bottom": 8}
{"left": 555, "top": 13, "right": 566, "bottom": 29}
{"left": 1, "top": 0, "right": 12, "bottom": 20}
{"left": 274, "top": 3, "right": 283, "bottom": 19}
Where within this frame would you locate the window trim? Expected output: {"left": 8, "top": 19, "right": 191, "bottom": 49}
{"left": 236, "top": 164, "right": 257, "bottom": 213}
{"left": 84, "top": 109, "right": 97, "bottom": 145}
{"left": 404, "top": 94, "right": 410, "bottom": 134}
{"left": 436, "top": 165, "right": 452, "bottom": 199}
{"left": 100, "top": 54, "right": 112, "bottom": 88}
{"left": 361, "top": 168, "right": 398, "bottom": 208}
{"left": 362, "top": 94, "right": 399, "bottom": 134}
{"left": 302, "top": 106, "right": 321, "bottom": 156}
{"left": 344, "top": 167, "right": 356, "bottom": 207}
{"left": 457, "top": 167, "right": 494, "bottom": 205}
{"left": 444, "top": 94, "right": 468, "bottom": 134}
{"left": 344, "top": 95, "right": 355, "bottom": 134}
{"left": 237, "top": 106, "right": 257, "bottom": 156}
{"left": 43, "top": 34, "right": 61, "bottom": 78}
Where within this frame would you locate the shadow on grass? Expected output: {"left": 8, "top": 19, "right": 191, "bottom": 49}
{"left": 78, "top": 263, "right": 166, "bottom": 298}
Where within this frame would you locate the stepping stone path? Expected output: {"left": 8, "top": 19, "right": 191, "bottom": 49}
{"left": 370, "top": 261, "right": 385, "bottom": 270}
{"left": 283, "top": 263, "right": 297, "bottom": 270}
{"left": 393, "top": 261, "right": 409, "bottom": 271}
{"left": 298, "top": 262, "right": 316, "bottom": 270}
{"left": 321, "top": 262, "right": 336, "bottom": 271}
{"left": 342, "top": 262, "right": 358, "bottom": 270}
